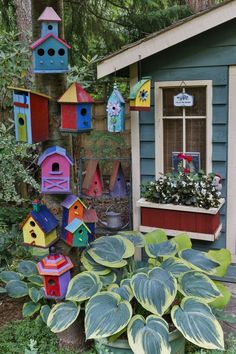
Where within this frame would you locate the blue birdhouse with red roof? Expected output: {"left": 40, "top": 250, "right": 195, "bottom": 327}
{"left": 58, "top": 83, "right": 94, "bottom": 133}
{"left": 31, "top": 7, "right": 71, "bottom": 73}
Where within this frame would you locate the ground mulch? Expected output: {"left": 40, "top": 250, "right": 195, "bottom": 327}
{"left": 0, "top": 294, "right": 24, "bottom": 327}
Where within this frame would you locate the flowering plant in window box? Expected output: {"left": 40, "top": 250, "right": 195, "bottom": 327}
{"left": 138, "top": 154, "right": 224, "bottom": 241}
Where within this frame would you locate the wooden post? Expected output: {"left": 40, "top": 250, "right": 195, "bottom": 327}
{"left": 187, "top": 0, "right": 214, "bottom": 12}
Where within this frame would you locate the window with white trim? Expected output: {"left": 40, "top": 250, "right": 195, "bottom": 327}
{"left": 155, "top": 81, "right": 212, "bottom": 175}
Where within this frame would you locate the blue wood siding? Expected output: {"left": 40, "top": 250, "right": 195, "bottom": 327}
{"left": 137, "top": 19, "right": 236, "bottom": 250}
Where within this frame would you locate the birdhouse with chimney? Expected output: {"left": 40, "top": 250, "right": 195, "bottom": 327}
{"left": 22, "top": 200, "right": 58, "bottom": 248}
{"left": 61, "top": 194, "right": 87, "bottom": 238}
{"left": 31, "top": 7, "right": 71, "bottom": 73}
{"left": 107, "top": 84, "right": 125, "bottom": 132}
{"left": 9, "top": 87, "right": 50, "bottom": 144}
{"left": 58, "top": 83, "right": 94, "bottom": 133}
{"left": 37, "top": 251, "right": 73, "bottom": 299}
{"left": 109, "top": 161, "right": 127, "bottom": 198}
{"left": 82, "top": 160, "right": 103, "bottom": 197}
{"left": 129, "top": 77, "right": 151, "bottom": 111}
{"left": 65, "top": 218, "right": 90, "bottom": 248}
{"left": 38, "top": 146, "right": 73, "bottom": 194}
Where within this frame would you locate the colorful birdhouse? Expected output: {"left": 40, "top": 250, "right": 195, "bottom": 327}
{"left": 84, "top": 208, "right": 98, "bottom": 243}
{"left": 61, "top": 194, "right": 87, "bottom": 238}
{"left": 129, "top": 77, "right": 151, "bottom": 111}
{"left": 82, "top": 160, "right": 103, "bottom": 197}
{"left": 58, "top": 83, "right": 94, "bottom": 133}
{"left": 38, "top": 146, "right": 74, "bottom": 194}
{"left": 9, "top": 87, "right": 50, "bottom": 143}
{"left": 65, "top": 218, "right": 90, "bottom": 247}
{"left": 30, "top": 7, "right": 71, "bottom": 73}
{"left": 109, "top": 161, "right": 127, "bottom": 198}
{"left": 107, "top": 84, "right": 125, "bottom": 132}
{"left": 37, "top": 253, "right": 73, "bottom": 299}
{"left": 22, "top": 200, "right": 58, "bottom": 248}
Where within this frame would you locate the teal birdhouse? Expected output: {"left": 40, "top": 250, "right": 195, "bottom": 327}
{"left": 107, "top": 84, "right": 125, "bottom": 132}
{"left": 31, "top": 7, "right": 71, "bottom": 73}
{"left": 65, "top": 218, "right": 90, "bottom": 247}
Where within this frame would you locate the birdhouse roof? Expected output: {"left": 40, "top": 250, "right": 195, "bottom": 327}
{"left": 38, "top": 7, "right": 62, "bottom": 22}
{"left": 38, "top": 146, "right": 74, "bottom": 166}
{"left": 37, "top": 254, "right": 73, "bottom": 276}
{"left": 109, "top": 161, "right": 124, "bottom": 192}
{"left": 83, "top": 209, "right": 98, "bottom": 223}
{"left": 109, "top": 87, "right": 125, "bottom": 104}
{"left": 129, "top": 78, "right": 151, "bottom": 99}
{"left": 65, "top": 218, "right": 91, "bottom": 233}
{"left": 8, "top": 86, "right": 51, "bottom": 100}
{"left": 21, "top": 205, "right": 58, "bottom": 234}
{"left": 82, "top": 160, "right": 102, "bottom": 190}
{"left": 61, "top": 194, "right": 87, "bottom": 209}
{"left": 58, "top": 83, "right": 95, "bottom": 104}
{"left": 31, "top": 33, "right": 71, "bottom": 50}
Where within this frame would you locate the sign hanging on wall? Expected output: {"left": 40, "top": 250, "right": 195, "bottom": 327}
{"left": 172, "top": 152, "right": 201, "bottom": 173}
{"left": 173, "top": 92, "right": 194, "bottom": 107}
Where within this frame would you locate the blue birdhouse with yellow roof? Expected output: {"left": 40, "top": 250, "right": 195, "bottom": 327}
{"left": 129, "top": 77, "right": 151, "bottom": 111}
{"left": 31, "top": 7, "right": 71, "bottom": 73}
{"left": 107, "top": 84, "right": 125, "bottom": 132}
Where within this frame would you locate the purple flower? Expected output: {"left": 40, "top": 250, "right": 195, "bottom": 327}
{"left": 107, "top": 101, "right": 121, "bottom": 116}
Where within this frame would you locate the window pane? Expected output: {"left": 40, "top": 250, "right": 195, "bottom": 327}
{"left": 186, "top": 119, "right": 206, "bottom": 172}
{"left": 185, "top": 87, "right": 206, "bottom": 116}
{"left": 163, "top": 88, "right": 183, "bottom": 116}
{"left": 163, "top": 119, "right": 183, "bottom": 173}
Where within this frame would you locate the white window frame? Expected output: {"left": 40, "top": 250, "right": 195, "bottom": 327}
{"left": 155, "top": 80, "right": 213, "bottom": 178}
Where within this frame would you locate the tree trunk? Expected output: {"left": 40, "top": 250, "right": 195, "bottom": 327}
{"left": 186, "top": 0, "right": 215, "bottom": 12}
{"left": 14, "top": 0, "right": 32, "bottom": 43}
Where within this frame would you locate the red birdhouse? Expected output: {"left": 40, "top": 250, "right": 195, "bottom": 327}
{"left": 37, "top": 253, "right": 73, "bottom": 300}
{"left": 82, "top": 160, "right": 103, "bottom": 197}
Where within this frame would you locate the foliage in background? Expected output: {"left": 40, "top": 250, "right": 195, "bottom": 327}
{"left": 87, "top": 131, "right": 127, "bottom": 158}
{"left": 0, "top": 0, "right": 16, "bottom": 33}
{"left": 0, "top": 124, "right": 39, "bottom": 204}
{"left": 0, "top": 204, "right": 30, "bottom": 229}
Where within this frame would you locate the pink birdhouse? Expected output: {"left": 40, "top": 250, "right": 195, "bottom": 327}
{"left": 38, "top": 146, "right": 73, "bottom": 194}
{"left": 82, "top": 160, "right": 103, "bottom": 197}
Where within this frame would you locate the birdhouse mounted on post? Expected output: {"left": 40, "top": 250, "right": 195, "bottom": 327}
{"left": 109, "top": 161, "right": 127, "bottom": 198}
{"left": 58, "top": 83, "right": 95, "bottom": 133}
{"left": 64, "top": 218, "right": 90, "bottom": 247}
{"left": 82, "top": 160, "right": 103, "bottom": 197}
{"left": 38, "top": 146, "right": 74, "bottom": 194}
{"left": 31, "top": 7, "right": 71, "bottom": 73}
{"left": 129, "top": 77, "right": 151, "bottom": 111}
{"left": 107, "top": 84, "right": 125, "bottom": 132}
{"left": 9, "top": 87, "right": 51, "bottom": 143}
{"left": 37, "top": 252, "right": 73, "bottom": 300}
{"left": 22, "top": 200, "right": 58, "bottom": 248}
{"left": 61, "top": 194, "right": 87, "bottom": 238}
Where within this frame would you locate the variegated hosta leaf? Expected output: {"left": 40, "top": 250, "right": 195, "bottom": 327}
{"left": 99, "top": 271, "right": 117, "bottom": 287}
{"left": 171, "top": 297, "right": 224, "bottom": 350}
{"left": 40, "top": 304, "right": 51, "bottom": 324}
{"left": 128, "top": 315, "right": 171, "bottom": 354}
{"left": 210, "top": 282, "right": 232, "bottom": 309}
{"left": 208, "top": 249, "right": 231, "bottom": 277}
{"left": 66, "top": 271, "right": 102, "bottom": 302}
{"left": 131, "top": 267, "right": 177, "bottom": 315}
{"left": 0, "top": 271, "right": 23, "bottom": 283}
{"left": 144, "top": 229, "right": 168, "bottom": 245}
{"left": 110, "top": 284, "right": 133, "bottom": 301}
{"left": 6, "top": 280, "right": 28, "bottom": 298}
{"left": 29, "top": 287, "right": 44, "bottom": 303}
{"left": 118, "top": 231, "right": 145, "bottom": 247}
{"left": 17, "top": 260, "right": 38, "bottom": 277}
{"left": 47, "top": 301, "right": 80, "bottom": 333}
{"left": 179, "top": 249, "right": 220, "bottom": 275}
{"left": 23, "top": 301, "right": 41, "bottom": 317}
{"left": 85, "top": 292, "right": 132, "bottom": 339}
{"left": 173, "top": 233, "right": 192, "bottom": 251}
{"left": 81, "top": 250, "right": 110, "bottom": 275}
{"left": 145, "top": 240, "right": 178, "bottom": 258}
{"left": 88, "top": 236, "right": 134, "bottom": 268}
{"left": 178, "top": 271, "right": 222, "bottom": 302}
{"left": 160, "top": 257, "right": 192, "bottom": 277}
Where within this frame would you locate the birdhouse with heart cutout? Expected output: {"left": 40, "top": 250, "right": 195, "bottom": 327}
{"left": 109, "top": 161, "right": 127, "bottom": 198}
{"left": 129, "top": 77, "right": 151, "bottom": 111}
{"left": 22, "top": 200, "right": 58, "bottom": 248}
{"left": 82, "top": 160, "right": 103, "bottom": 197}
{"left": 65, "top": 218, "right": 90, "bottom": 247}
{"left": 58, "top": 83, "right": 94, "bottom": 133}
{"left": 31, "top": 7, "right": 71, "bottom": 73}
{"left": 107, "top": 84, "right": 125, "bottom": 132}
{"left": 38, "top": 146, "right": 74, "bottom": 194}
{"left": 37, "top": 251, "right": 73, "bottom": 299}
{"left": 9, "top": 87, "right": 51, "bottom": 143}
{"left": 61, "top": 194, "right": 87, "bottom": 238}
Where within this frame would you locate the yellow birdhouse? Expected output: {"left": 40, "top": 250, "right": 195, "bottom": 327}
{"left": 129, "top": 77, "right": 151, "bottom": 111}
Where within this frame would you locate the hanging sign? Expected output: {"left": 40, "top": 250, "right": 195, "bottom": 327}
{"left": 173, "top": 92, "right": 194, "bottom": 107}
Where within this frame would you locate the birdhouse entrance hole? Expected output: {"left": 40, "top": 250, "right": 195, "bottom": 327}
{"left": 31, "top": 232, "right": 37, "bottom": 239}
{"left": 48, "top": 279, "right": 56, "bottom": 286}
{"left": 74, "top": 205, "right": 78, "bottom": 210}
{"left": 48, "top": 25, "right": 53, "bottom": 30}
{"left": 48, "top": 48, "right": 55, "bottom": 56}
{"left": 52, "top": 162, "right": 60, "bottom": 172}
{"left": 30, "top": 221, "right": 36, "bottom": 227}
{"left": 37, "top": 48, "right": 45, "bottom": 56}
{"left": 81, "top": 108, "right": 87, "bottom": 116}
{"left": 58, "top": 48, "right": 65, "bottom": 56}
{"left": 18, "top": 117, "right": 25, "bottom": 126}
{"left": 79, "top": 229, "right": 83, "bottom": 234}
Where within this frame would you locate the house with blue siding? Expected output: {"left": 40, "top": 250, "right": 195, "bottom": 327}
{"left": 97, "top": 0, "right": 236, "bottom": 263}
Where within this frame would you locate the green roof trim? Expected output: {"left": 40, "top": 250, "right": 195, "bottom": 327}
{"left": 129, "top": 77, "right": 151, "bottom": 99}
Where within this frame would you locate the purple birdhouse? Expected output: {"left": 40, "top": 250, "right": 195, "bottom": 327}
{"left": 109, "top": 161, "right": 127, "bottom": 197}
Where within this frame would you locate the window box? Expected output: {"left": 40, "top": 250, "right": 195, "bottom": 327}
{"left": 137, "top": 198, "right": 225, "bottom": 241}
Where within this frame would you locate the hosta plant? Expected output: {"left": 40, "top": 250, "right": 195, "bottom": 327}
{"left": 44, "top": 230, "right": 231, "bottom": 354}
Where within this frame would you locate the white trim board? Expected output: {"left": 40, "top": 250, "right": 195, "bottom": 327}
{"left": 97, "top": 0, "right": 236, "bottom": 78}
